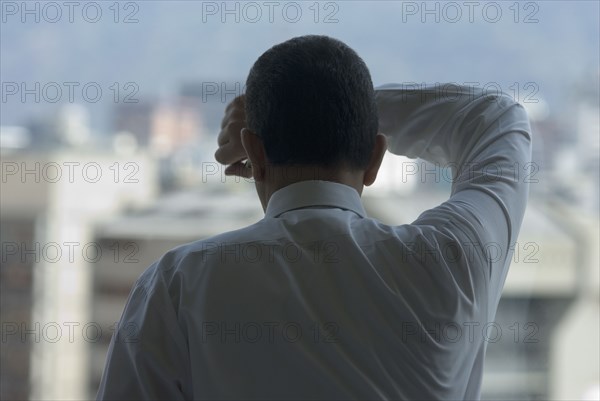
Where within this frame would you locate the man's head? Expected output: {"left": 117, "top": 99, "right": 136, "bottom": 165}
{"left": 240, "top": 35, "right": 387, "bottom": 210}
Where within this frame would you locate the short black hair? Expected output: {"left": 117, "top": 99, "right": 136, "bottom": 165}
{"left": 245, "top": 35, "right": 378, "bottom": 170}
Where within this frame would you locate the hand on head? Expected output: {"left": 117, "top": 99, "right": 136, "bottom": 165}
{"left": 214, "top": 95, "right": 253, "bottom": 178}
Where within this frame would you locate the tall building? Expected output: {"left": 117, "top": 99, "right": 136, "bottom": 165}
{"left": 0, "top": 149, "right": 158, "bottom": 400}
{"left": 1, "top": 216, "right": 36, "bottom": 400}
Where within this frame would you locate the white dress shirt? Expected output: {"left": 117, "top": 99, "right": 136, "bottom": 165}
{"left": 97, "top": 84, "right": 532, "bottom": 400}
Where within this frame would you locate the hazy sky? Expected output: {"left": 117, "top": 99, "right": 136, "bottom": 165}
{"left": 1, "top": 0, "right": 598, "bottom": 133}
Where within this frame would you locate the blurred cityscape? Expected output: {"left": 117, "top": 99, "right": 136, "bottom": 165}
{"left": 1, "top": 1, "right": 599, "bottom": 400}
{"left": 1, "top": 72, "right": 598, "bottom": 400}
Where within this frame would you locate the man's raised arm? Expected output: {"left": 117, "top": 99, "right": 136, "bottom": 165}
{"left": 375, "top": 83, "right": 532, "bottom": 301}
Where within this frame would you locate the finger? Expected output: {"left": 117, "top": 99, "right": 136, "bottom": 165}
{"left": 224, "top": 161, "right": 253, "bottom": 178}
{"left": 214, "top": 142, "right": 247, "bottom": 165}
{"left": 218, "top": 119, "right": 245, "bottom": 147}
{"left": 217, "top": 127, "right": 230, "bottom": 147}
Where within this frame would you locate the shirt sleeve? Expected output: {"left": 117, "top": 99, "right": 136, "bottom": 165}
{"left": 96, "top": 262, "right": 192, "bottom": 401}
{"left": 375, "top": 83, "right": 532, "bottom": 305}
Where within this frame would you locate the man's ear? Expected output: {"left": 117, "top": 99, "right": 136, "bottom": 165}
{"left": 241, "top": 128, "right": 267, "bottom": 182}
{"left": 363, "top": 133, "right": 387, "bottom": 187}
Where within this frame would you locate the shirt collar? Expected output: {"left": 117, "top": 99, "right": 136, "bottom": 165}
{"left": 265, "top": 180, "right": 367, "bottom": 218}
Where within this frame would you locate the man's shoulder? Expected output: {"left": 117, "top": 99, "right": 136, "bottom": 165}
{"left": 125, "top": 219, "right": 269, "bottom": 302}
{"left": 141, "top": 218, "right": 275, "bottom": 282}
